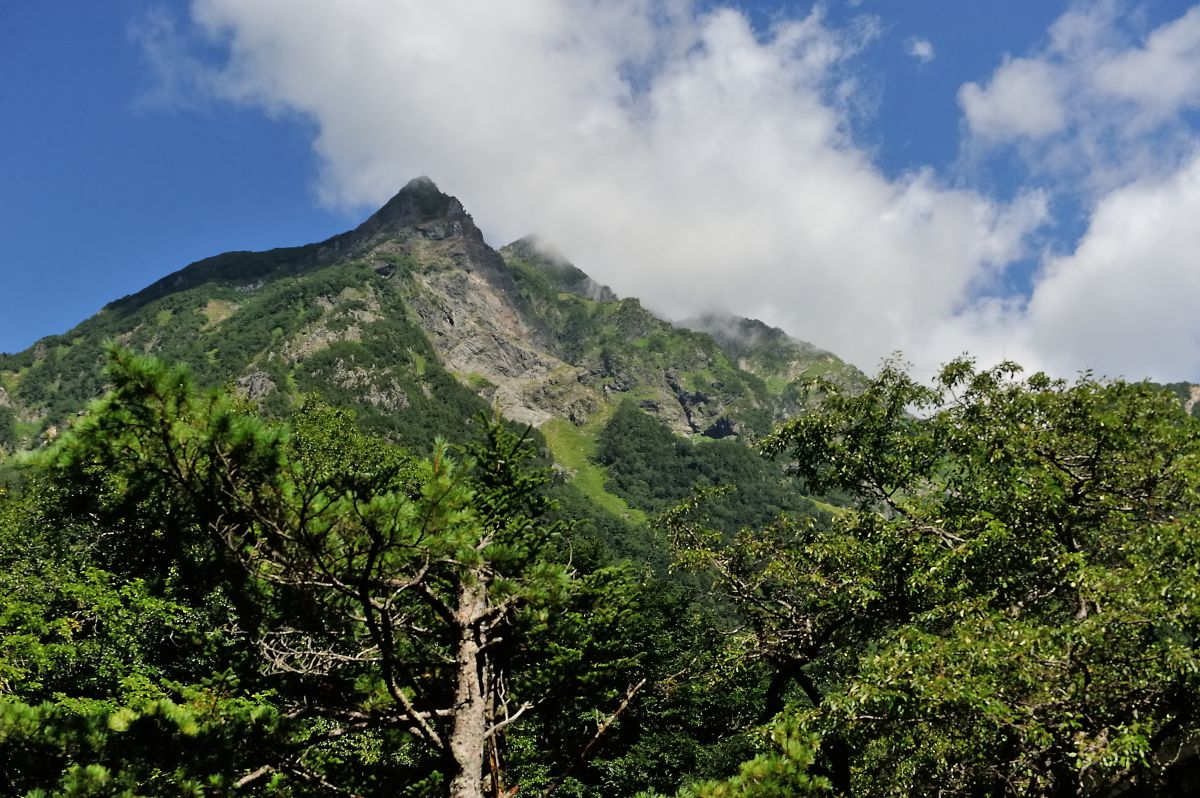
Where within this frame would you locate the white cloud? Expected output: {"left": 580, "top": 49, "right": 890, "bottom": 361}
{"left": 1093, "top": 6, "right": 1200, "bottom": 127}
{"left": 938, "top": 2, "right": 1200, "bottom": 381}
{"left": 959, "top": 57, "right": 1067, "bottom": 141}
{"left": 959, "top": 3, "right": 1200, "bottom": 189}
{"left": 926, "top": 148, "right": 1200, "bottom": 382}
{"left": 1019, "top": 148, "right": 1200, "bottom": 380}
{"left": 176, "top": 0, "right": 1048, "bottom": 374}
{"left": 149, "top": 0, "right": 1200, "bottom": 382}
{"left": 906, "top": 37, "right": 935, "bottom": 64}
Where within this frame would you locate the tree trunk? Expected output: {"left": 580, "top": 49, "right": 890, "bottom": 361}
{"left": 447, "top": 577, "right": 489, "bottom": 798}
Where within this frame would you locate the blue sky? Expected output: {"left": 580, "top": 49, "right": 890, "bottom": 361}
{"left": 3, "top": 1, "right": 1200, "bottom": 380}
{"left": 0, "top": 1, "right": 353, "bottom": 353}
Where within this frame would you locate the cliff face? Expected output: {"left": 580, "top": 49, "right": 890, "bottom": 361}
{"left": 0, "top": 178, "right": 861, "bottom": 452}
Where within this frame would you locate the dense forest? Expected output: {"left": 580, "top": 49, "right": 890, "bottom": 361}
{"left": 2, "top": 348, "right": 1199, "bottom": 797}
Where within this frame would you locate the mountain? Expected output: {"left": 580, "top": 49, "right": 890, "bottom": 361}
{"left": 678, "top": 313, "right": 865, "bottom": 419}
{"left": 6, "top": 180, "right": 1200, "bottom": 798}
{"left": 0, "top": 178, "right": 862, "bottom": 476}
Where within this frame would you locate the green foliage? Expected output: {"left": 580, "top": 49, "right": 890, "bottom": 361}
{"left": 597, "top": 400, "right": 827, "bottom": 532}
{"left": 681, "top": 359, "right": 1200, "bottom": 796}
{"left": 0, "top": 468, "right": 290, "bottom": 794}
{"left": 1, "top": 349, "right": 669, "bottom": 795}
{"left": 0, "top": 687, "right": 286, "bottom": 797}
{"left": 658, "top": 719, "right": 829, "bottom": 798}
{"left": 0, "top": 405, "right": 15, "bottom": 451}
{"left": 1159, "top": 381, "right": 1200, "bottom": 418}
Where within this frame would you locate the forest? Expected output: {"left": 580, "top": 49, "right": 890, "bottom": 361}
{"left": 2, "top": 349, "right": 1199, "bottom": 797}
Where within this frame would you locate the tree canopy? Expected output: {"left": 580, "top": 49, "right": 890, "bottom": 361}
{"left": 3, "top": 353, "right": 1200, "bottom": 797}
{"left": 0, "top": 349, "right": 656, "bottom": 796}
{"left": 666, "top": 359, "right": 1200, "bottom": 797}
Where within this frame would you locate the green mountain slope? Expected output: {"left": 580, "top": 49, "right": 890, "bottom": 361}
{"left": 0, "top": 179, "right": 860, "bottom": 526}
{"left": 498, "top": 237, "right": 864, "bottom": 438}
{"left": 678, "top": 313, "right": 867, "bottom": 419}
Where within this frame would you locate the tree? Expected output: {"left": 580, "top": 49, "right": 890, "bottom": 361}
{"left": 0, "top": 405, "right": 16, "bottom": 452}
{"left": 34, "top": 348, "right": 637, "bottom": 797}
{"left": 670, "top": 359, "right": 1200, "bottom": 797}
{"left": 0, "top": 432, "right": 289, "bottom": 796}
{"left": 638, "top": 717, "right": 829, "bottom": 798}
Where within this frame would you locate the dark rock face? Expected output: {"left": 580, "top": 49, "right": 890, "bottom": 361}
{"left": 351, "top": 176, "right": 457, "bottom": 239}
{"left": 236, "top": 370, "right": 277, "bottom": 402}
{"left": 702, "top": 417, "right": 738, "bottom": 439}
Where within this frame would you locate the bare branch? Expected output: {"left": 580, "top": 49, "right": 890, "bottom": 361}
{"left": 484, "top": 701, "right": 534, "bottom": 738}
{"left": 233, "top": 764, "right": 275, "bottom": 789}
{"left": 543, "top": 678, "right": 649, "bottom": 798}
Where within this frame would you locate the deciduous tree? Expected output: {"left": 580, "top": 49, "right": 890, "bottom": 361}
{"left": 671, "top": 359, "right": 1200, "bottom": 796}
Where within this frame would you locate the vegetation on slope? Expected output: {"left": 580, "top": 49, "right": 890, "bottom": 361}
{"left": 6, "top": 351, "right": 1197, "bottom": 796}
{"left": 595, "top": 399, "right": 830, "bottom": 532}
{"left": 541, "top": 410, "right": 647, "bottom": 525}
{"left": 502, "top": 245, "right": 778, "bottom": 437}
{"left": 0, "top": 258, "right": 491, "bottom": 451}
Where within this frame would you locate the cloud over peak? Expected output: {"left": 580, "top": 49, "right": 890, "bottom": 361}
{"left": 147, "top": 0, "right": 1200, "bottom": 381}
{"left": 181, "top": 0, "right": 1047, "bottom": 374}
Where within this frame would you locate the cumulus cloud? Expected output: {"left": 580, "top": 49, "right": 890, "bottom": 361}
{"left": 174, "top": 0, "right": 1048, "bottom": 374}
{"left": 1094, "top": 6, "right": 1200, "bottom": 126}
{"left": 959, "top": 3, "right": 1200, "bottom": 189}
{"left": 959, "top": 57, "right": 1067, "bottom": 141}
{"left": 940, "top": 1, "right": 1200, "bottom": 381}
{"left": 906, "top": 37, "right": 935, "bottom": 64}
{"left": 147, "top": 0, "right": 1200, "bottom": 381}
{"left": 928, "top": 147, "right": 1200, "bottom": 382}
{"left": 1020, "top": 151, "right": 1200, "bottom": 380}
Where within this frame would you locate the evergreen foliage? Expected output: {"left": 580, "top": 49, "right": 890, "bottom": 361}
{"left": 0, "top": 405, "right": 15, "bottom": 451}
{"left": 0, "top": 350, "right": 746, "bottom": 797}
{"left": 595, "top": 400, "right": 827, "bottom": 531}
{"left": 4, "top": 340, "right": 1200, "bottom": 795}
{"left": 1, "top": 260, "right": 491, "bottom": 450}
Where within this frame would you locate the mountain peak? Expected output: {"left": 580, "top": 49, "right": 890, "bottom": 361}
{"left": 354, "top": 176, "right": 463, "bottom": 238}
{"left": 502, "top": 235, "right": 571, "bottom": 267}
{"left": 404, "top": 175, "right": 439, "bottom": 190}
{"left": 499, "top": 236, "right": 618, "bottom": 303}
